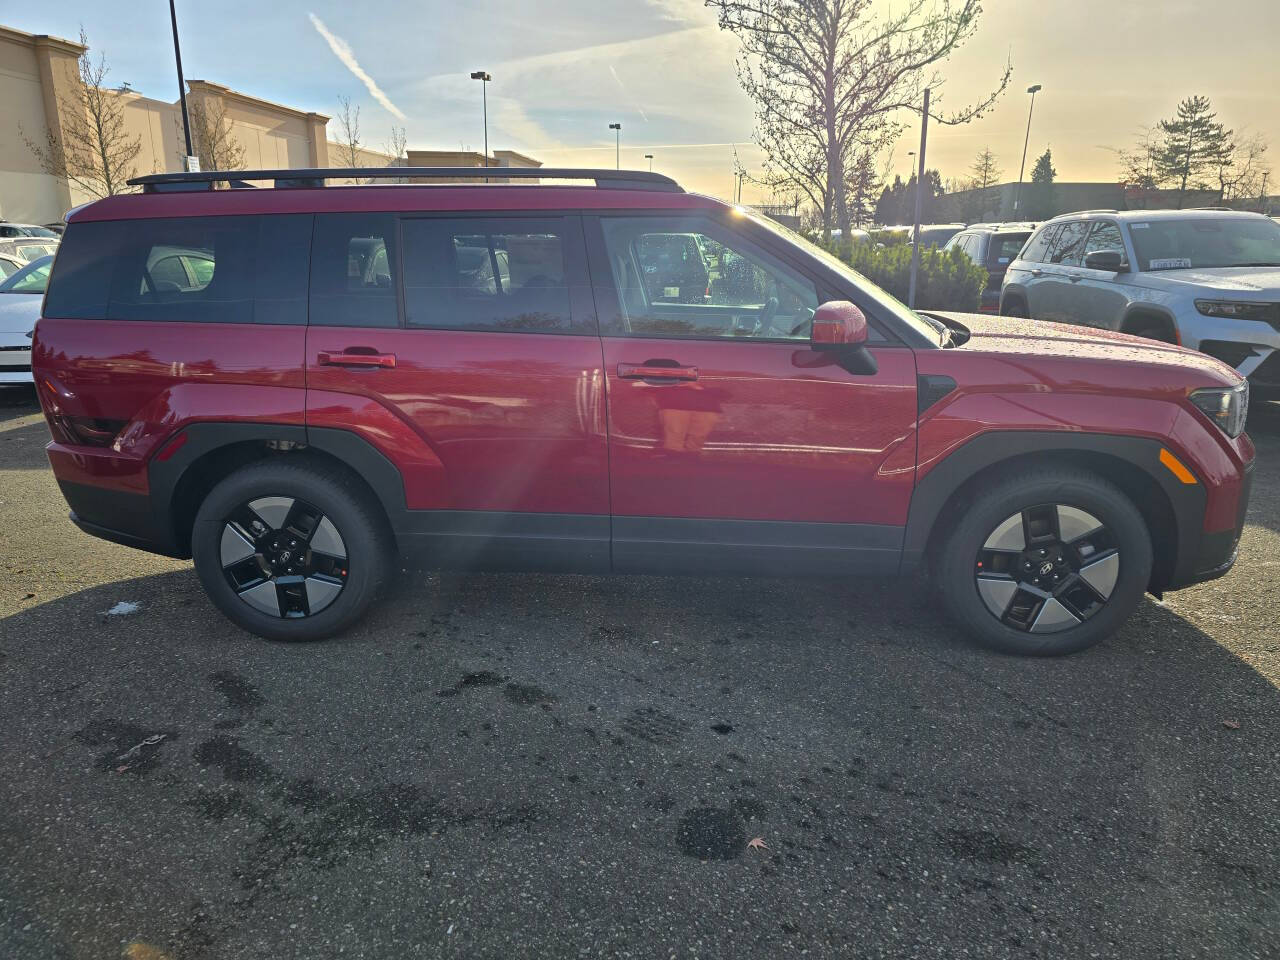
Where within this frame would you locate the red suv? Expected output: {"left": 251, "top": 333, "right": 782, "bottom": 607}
{"left": 33, "top": 167, "right": 1254, "bottom": 655}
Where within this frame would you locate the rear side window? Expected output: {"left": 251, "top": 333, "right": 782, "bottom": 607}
{"left": 44, "top": 216, "right": 311, "bottom": 324}
{"left": 401, "top": 217, "right": 588, "bottom": 333}
{"left": 1018, "top": 224, "right": 1059, "bottom": 263}
{"left": 309, "top": 213, "right": 399, "bottom": 328}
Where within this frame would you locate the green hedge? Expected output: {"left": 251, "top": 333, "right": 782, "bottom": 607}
{"left": 828, "top": 239, "right": 987, "bottom": 312}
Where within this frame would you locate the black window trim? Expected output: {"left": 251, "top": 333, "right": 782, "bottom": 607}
{"left": 396, "top": 211, "right": 596, "bottom": 336}
{"left": 581, "top": 209, "right": 910, "bottom": 347}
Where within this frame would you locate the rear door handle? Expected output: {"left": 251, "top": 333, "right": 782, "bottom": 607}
{"left": 1030, "top": 269, "right": 1043, "bottom": 277}
{"left": 617, "top": 362, "right": 698, "bottom": 381}
{"left": 318, "top": 349, "right": 397, "bottom": 369}
{"left": 1067, "top": 273, "right": 1083, "bottom": 282}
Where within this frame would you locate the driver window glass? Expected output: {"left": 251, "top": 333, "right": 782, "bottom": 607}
{"left": 599, "top": 216, "right": 819, "bottom": 340}
{"left": 310, "top": 213, "right": 399, "bottom": 327}
{"left": 1084, "top": 221, "right": 1124, "bottom": 258}
{"left": 1048, "top": 221, "right": 1091, "bottom": 266}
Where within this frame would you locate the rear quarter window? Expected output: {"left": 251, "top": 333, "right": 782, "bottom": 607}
{"left": 44, "top": 215, "right": 311, "bottom": 324}
{"left": 1017, "top": 224, "right": 1059, "bottom": 263}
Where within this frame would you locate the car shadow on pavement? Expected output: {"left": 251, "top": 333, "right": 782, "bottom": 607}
{"left": 1, "top": 564, "right": 1277, "bottom": 959}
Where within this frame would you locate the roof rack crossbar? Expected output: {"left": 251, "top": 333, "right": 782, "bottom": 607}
{"left": 127, "top": 167, "right": 683, "bottom": 193}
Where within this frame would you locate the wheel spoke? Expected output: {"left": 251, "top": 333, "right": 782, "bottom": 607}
{"left": 305, "top": 576, "right": 344, "bottom": 614}
{"left": 220, "top": 524, "right": 257, "bottom": 568}
{"left": 1078, "top": 550, "right": 1120, "bottom": 599}
{"left": 1029, "top": 596, "right": 1083, "bottom": 633}
{"left": 983, "top": 513, "right": 1026, "bottom": 552}
{"left": 247, "top": 496, "right": 294, "bottom": 531}
{"left": 308, "top": 515, "right": 347, "bottom": 560}
{"left": 1057, "top": 505, "right": 1103, "bottom": 544}
{"left": 238, "top": 579, "right": 281, "bottom": 617}
{"left": 976, "top": 574, "right": 1019, "bottom": 620}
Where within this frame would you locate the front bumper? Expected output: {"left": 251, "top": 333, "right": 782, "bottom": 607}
{"left": 1165, "top": 457, "right": 1254, "bottom": 590}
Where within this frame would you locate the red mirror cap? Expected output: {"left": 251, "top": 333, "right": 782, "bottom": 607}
{"left": 811, "top": 301, "right": 868, "bottom": 345}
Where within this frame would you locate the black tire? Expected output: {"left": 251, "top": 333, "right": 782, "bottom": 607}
{"left": 933, "top": 467, "right": 1153, "bottom": 656}
{"left": 192, "top": 457, "right": 393, "bottom": 641}
{"left": 1000, "top": 296, "right": 1029, "bottom": 318}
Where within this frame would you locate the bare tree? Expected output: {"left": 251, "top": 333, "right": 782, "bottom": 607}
{"left": 967, "top": 146, "right": 1001, "bottom": 220}
{"left": 385, "top": 125, "right": 408, "bottom": 182}
{"left": 707, "top": 0, "right": 1010, "bottom": 238}
{"left": 20, "top": 28, "right": 141, "bottom": 198}
{"left": 186, "top": 97, "right": 246, "bottom": 173}
{"left": 1217, "top": 133, "right": 1270, "bottom": 207}
{"left": 335, "top": 96, "right": 364, "bottom": 182}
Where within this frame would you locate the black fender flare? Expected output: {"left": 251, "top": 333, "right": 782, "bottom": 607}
{"left": 899, "top": 431, "right": 1206, "bottom": 588}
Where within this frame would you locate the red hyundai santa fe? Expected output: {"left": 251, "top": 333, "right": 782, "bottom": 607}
{"left": 32, "top": 167, "right": 1254, "bottom": 655}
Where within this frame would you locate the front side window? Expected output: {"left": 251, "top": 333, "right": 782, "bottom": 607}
{"left": 1047, "top": 221, "right": 1091, "bottom": 266}
{"left": 598, "top": 216, "right": 819, "bottom": 340}
{"left": 1084, "top": 222, "right": 1125, "bottom": 260}
{"left": 401, "top": 217, "right": 585, "bottom": 333}
{"left": 310, "top": 213, "right": 399, "bottom": 327}
{"left": 0, "top": 256, "right": 53, "bottom": 294}
{"left": 1127, "top": 217, "right": 1280, "bottom": 271}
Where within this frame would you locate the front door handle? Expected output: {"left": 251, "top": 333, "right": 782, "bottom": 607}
{"left": 318, "top": 349, "right": 397, "bottom": 369}
{"left": 1067, "top": 273, "right": 1083, "bottom": 282}
{"left": 617, "top": 362, "right": 698, "bottom": 381}
{"left": 1030, "top": 269, "right": 1043, "bottom": 277}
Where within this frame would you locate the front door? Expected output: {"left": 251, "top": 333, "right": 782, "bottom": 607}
{"left": 305, "top": 212, "right": 610, "bottom": 570}
{"left": 587, "top": 213, "right": 918, "bottom": 575}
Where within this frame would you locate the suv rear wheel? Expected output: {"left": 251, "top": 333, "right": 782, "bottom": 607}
{"left": 933, "top": 468, "right": 1153, "bottom": 655}
{"left": 192, "top": 459, "right": 392, "bottom": 641}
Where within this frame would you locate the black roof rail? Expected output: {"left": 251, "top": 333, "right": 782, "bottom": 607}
{"left": 126, "top": 166, "right": 683, "bottom": 194}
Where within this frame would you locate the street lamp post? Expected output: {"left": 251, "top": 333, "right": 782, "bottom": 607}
{"left": 609, "top": 123, "right": 621, "bottom": 169}
{"left": 644, "top": 153, "right": 654, "bottom": 172}
{"left": 908, "top": 88, "right": 930, "bottom": 310}
{"left": 470, "top": 71, "right": 491, "bottom": 179}
{"left": 168, "top": 0, "right": 195, "bottom": 169}
{"left": 1013, "top": 84, "right": 1043, "bottom": 217}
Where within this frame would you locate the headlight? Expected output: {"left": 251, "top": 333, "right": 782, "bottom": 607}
{"left": 1189, "top": 382, "right": 1249, "bottom": 438}
{"left": 1194, "top": 299, "right": 1274, "bottom": 321}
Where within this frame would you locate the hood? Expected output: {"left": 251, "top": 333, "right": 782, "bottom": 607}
{"left": 929, "top": 311, "right": 1242, "bottom": 386}
{"left": 1137, "top": 266, "right": 1280, "bottom": 293}
{"left": 0, "top": 294, "right": 40, "bottom": 341}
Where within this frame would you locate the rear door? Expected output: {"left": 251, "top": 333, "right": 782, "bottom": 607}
{"left": 1035, "top": 220, "right": 1091, "bottom": 324}
{"left": 1008, "top": 223, "right": 1059, "bottom": 317}
{"left": 587, "top": 212, "right": 918, "bottom": 575}
{"left": 304, "top": 212, "right": 610, "bottom": 570}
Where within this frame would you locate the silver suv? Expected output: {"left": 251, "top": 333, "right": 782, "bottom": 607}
{"left": 1000, "top": 209, "right": 1280, "bottom": 395}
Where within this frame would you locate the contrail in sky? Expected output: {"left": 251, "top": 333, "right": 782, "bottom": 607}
{"left": 308, "top": 13, "right": 407, "bottom": 121}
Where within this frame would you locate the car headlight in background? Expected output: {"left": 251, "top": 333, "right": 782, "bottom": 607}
{"left": 1194, "top": 299, "right": 1275, "bottom": 321}
{"left": 1189, "top": 382, "right": 1249, "bottom": 438}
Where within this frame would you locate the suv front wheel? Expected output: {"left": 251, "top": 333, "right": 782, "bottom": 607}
{"left": 192, "top": 458, "right": 392, "bottom": 641}
{"left": 933, "top": 468, "right": 1153, "bottom": 655}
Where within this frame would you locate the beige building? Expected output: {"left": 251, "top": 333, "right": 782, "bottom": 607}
{"left": 0, "top": 23, "right": 538, "bottom": 225}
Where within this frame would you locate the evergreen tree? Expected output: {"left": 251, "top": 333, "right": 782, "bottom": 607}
{"left": 1155, "top": 95, "right": 1234, "bottom": 208}
{"left": 1025, "top": 148, "right": 1056, "bottom": 219}
{"left": 967, "top": 147, "right": 1002, "bottom": 221}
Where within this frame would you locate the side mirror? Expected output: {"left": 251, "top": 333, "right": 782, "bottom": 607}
{"left": 810, "top": 300, "right": 876, "bottom": 375}
{"left": 811, "top": 300, "right": 869, "bottom": 347}
{"left": 1084, "top": 249, "right": 1126, "bottom": 272}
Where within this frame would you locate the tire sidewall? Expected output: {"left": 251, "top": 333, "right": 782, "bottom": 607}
{"left": 937, "top": 474, "right": 1153, "bottom": 656}
{"left": 192, "top": 462, "right": 386, "bottom": 642}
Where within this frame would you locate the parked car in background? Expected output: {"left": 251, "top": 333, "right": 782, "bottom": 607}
{"left": 1000, "top": 209, "right": 1280, "bottom": 396}
{"left": 0, "top": 254, "right": 51, "bottom": 386}
{"left": 0, "top": 252, "right": 25, "bottom": 280}
{"left": 910, "top": 223, "right": 967, "bottom": 248}
{"left": 0, "top": 236, "right": 59, "bottom": 263}
{"left": 0, "top": 221, "right": 60, "bottom": 239}
{"left": 42, "top": 222, "right": 66, "bottom": 236}
{"left": 944, "top": 224, "right": 1035, "bottom": 313}
{"left": 30, "top": 166, "right": 1253, "bottom": 656}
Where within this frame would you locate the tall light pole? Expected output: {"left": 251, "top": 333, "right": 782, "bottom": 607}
{"left": 908, "top": 88, "right": 930, "bottom": 310}
{"left": 470, "top": 71, "right": 491, "bottom": 178}
{"left": 644, "top": 153, "right": 653, "bottom": 171}
{"left": 609, "top": 123, "right": 621, "bottom": 169}
{"left": 168, "top": 0, "right": 195, "bottom": 169}
{"left": 1013, "top": 84, "right": 1042, "bottom": 217}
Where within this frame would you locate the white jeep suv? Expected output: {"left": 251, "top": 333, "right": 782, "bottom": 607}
{"left": 1000, "top": 209, "right": 1280, "bottom": 395}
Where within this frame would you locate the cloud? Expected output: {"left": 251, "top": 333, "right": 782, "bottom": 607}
{"left": 308, "top": 13, "right": 406, "bottom": 121}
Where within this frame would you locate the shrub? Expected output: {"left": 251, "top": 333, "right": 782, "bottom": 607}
{"left": 827, "top": 240, "right": 987, "bottom": 312}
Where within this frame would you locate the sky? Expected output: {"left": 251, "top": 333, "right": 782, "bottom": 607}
{"left": 6, "top": 0, "right": 1279, "bottom": 205}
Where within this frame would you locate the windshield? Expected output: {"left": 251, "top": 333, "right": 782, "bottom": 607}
{"left": 23, "top": 226, "right": 59, "bottom": 238}
{"left": 743, "top": 209, "right": 947, "bottom": 343}
{"left": 0, "top": 255, "right": 53, "bottom": 294}
{"left": 1128, "top": 217, "right": 1280, "bottom": 270}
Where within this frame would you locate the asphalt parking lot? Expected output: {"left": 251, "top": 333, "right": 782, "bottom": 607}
{"left": 1, "top": 387, "right": 1278, "bottom": 960}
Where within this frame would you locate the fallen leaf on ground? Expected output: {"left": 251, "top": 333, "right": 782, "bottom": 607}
{"left": 22, "top": 593, "right": 35, "bottom": 600}
{"left": 1222, "top": 719, "right": 1241, "bottom": 730}
{"left": 747, "top": 837, "right": 769, "bottom": 852}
